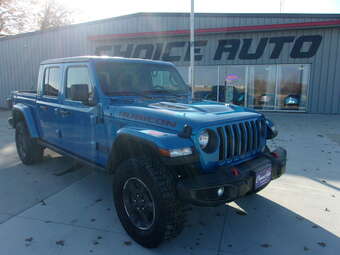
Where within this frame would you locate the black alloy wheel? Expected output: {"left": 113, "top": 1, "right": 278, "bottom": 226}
{"left": 122, "top": 177, "right": 156, "bottom": 230}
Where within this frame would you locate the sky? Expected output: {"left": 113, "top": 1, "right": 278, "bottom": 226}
{"left": 58, "top": 0, "right": 340, "bottom": 23}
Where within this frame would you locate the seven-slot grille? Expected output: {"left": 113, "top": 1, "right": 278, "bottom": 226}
{"left": 216, "top": 118, "right": 266, "bottom": 161}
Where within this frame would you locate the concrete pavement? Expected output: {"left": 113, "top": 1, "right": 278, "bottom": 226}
{"left": 0, "top": 109, "right": 339, "bottom": 255}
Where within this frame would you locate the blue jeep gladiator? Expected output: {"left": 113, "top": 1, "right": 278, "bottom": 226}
{"left": 8, "top": 56, "right": 286, "bottom": 248}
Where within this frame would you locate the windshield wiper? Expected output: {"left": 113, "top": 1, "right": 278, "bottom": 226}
{"left": 143, "top": 90, "right": 188, "bottom": 98}
{"left": 106, "top": 91, "right": 152, "bottom": 98}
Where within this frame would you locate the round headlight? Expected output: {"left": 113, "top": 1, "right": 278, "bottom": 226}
{"left": 198, "top": 130, "right": 210, "bottom": 149}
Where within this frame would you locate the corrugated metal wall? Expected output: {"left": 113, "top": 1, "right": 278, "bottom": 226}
{"left": 0, "top": 13, "right": 339, "bottom": 113}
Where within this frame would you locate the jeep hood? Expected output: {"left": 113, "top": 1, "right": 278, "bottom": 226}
{"left": 112, "top": 101, "right": 262, "bottom": 133}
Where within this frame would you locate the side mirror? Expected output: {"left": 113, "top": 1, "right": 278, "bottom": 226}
{"left": 70, "top": 84, "right": 90, "bottom": 104}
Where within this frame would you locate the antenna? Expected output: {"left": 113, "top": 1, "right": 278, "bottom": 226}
{"left": 189, "top": 0, "right": 195, "bottom": 101}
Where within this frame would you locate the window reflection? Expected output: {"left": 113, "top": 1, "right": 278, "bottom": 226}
{"left": 193, "top": 66, "right": 219, "bottom": 101}
{"left": 248, "top": 65, "right": 277, "bottom": 110}
{"left": 43, "top": 67, "right": 61, "bottom": 97}
{"left": 225, "top": 66, "right": 246, "bottom": 106}
{"left": 192, "top": 63, "right": 310, "bottom": 112}
{"left": 277, "top": 64, "right": 309, "bottom": 111}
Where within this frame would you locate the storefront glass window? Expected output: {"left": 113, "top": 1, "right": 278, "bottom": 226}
{"left": 247, "top": 65, "right": 277, "bottom": 110}
{"left": 193, "top": 66, "right": 219, "bottom": 101}
{"left": 186, "top": 63, "right": 310, "bottom": 112}
{"left": 225, "top": 66, "right": 247, "bottom": 106}
{"left": 276, "top": 64, "right": 310, "bottom": 111}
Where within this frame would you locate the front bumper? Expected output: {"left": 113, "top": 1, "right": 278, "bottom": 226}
{"left": 177, "top": 147, "right": 287, "bottom": 207}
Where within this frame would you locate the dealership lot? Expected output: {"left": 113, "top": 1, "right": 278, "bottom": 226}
{"left": 0, "top": 109, "right": 339, "bottom": 255}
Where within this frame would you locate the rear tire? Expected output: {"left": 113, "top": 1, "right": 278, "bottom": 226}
{"left": 15, "top": 121, "right": 44, "bottom": 165}
{"left": 113, "top": 157, "right": 185, "bottom": 248}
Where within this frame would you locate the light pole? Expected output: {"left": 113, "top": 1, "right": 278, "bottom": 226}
{"left": 280, "top": 0, "right": 284, "bottom": 13}
{"left": 189, "top": 0, "right": 195, "bottom": 100}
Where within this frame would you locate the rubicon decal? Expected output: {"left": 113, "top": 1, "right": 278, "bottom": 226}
{"left": 119, "top": 112, "right": 177, "bottom": 127}
{"left": 95, "top": 35, "right": 322, "bottom": 61}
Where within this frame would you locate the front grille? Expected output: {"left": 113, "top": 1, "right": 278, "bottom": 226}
{"left": 216, "top": 118, "right": 266, "bottom": 161}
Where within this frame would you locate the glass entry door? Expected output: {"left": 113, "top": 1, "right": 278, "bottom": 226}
{"left": 224, "top": 65, "right": 247, "bottom": 106}
{"left": 276, "top": 64, "right": 310, "bottom": 111}
{"left": 247, "top": 65, "right": 277, "bottom": 110}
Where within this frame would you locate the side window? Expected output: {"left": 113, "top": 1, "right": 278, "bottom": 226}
{"left": 66, "top": 66, "right": 92, "bottom": 101}
{"left": 43, "top": 67, "right": 61, "bottom": 97}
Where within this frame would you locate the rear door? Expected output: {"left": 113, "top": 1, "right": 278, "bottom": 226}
{"left": 36, "top": 65, "right": 62, "bottom": 146}
{"left": 58, "top": 63, "right": 97, "bottom": 160}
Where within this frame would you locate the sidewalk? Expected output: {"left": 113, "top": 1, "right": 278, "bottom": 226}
{"left": 0, "top": 110, "right": 339, "bottom": 255}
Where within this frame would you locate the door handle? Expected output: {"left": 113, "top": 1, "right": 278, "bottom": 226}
{"left": 59, "top": 109, "right": 71, "bottom": 117}
{"left": 39, "top": 105, "right": 48, "bottom": 110}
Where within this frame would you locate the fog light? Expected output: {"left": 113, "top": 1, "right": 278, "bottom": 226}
{"left": 217, "top": 187, "right": 224, "bottom": 197}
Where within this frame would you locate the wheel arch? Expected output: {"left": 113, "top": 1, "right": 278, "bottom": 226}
{"left": 12, "top": 104, "right": 39, "bottom": 138}
{"left": 107, "top": 133, "right": 160, "bottom": 174}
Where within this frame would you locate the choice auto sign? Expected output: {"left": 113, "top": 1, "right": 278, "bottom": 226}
{"left": 95, "top": 35, "right": 322, "bottom": 62}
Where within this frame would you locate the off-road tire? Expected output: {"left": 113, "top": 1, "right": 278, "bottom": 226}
{"left": 15, "top": 121, "right": 44, "bottom": 165}
{"left": 113, "top": 157, "right": 185, "bottom": 248}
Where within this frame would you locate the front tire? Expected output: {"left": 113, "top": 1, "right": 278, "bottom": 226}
{"left": 15, "top": 121, "right": 44, "bottom": 165}
{"left": 113, "top": 157, "right": 185, "bottom": 248}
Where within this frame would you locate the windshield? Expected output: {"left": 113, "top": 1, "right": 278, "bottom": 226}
{"left": 95, "top": 62, "right": 188, "bottom": 96}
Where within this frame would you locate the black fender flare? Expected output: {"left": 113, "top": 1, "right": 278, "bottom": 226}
{"left": 12, "top": 104, "right": 39, "bottom": 138}
{"left": 106, "top": 134, "right": 160, "bottom": 174}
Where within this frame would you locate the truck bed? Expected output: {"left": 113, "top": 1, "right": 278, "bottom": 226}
{"left": 9, "top": 90, "right": 38, "bottom": 109}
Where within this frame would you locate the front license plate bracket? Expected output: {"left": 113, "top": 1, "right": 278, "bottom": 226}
{"left": 254, "top": 165, "right": 272, "bottom": 190}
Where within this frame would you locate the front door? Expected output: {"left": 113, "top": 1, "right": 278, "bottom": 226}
{"left": 58, "top": 64, "right": 97, "bottom": 161}
{"left": 36, "top": 65, "right": 62, "bottom": 146}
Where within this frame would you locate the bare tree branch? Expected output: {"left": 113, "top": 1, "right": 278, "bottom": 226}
{"left": 0, "top": 0, "right": 34, "bottom": 34}
{"left": 37, "top": 0, "right": 74, "bottom": 30}
{"left": 0, "top": 0, "right": 75, "bottom": 34}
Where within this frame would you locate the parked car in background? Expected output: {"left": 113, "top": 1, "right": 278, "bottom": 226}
{"left": 284, "top": 94, "right": 300, "bottom": 107}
